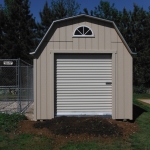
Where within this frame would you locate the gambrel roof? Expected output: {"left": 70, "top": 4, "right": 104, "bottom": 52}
{"left": 30, "top": 14, "right": 136, "bottom": 55}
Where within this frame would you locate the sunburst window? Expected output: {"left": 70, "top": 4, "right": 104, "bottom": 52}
{"left": 73, "top": 26, "right": 94, "bottom": 37}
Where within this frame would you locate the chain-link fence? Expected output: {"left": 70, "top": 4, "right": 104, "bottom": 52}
{"left": 0, "top": 59, "right": 33, "bottom": 114}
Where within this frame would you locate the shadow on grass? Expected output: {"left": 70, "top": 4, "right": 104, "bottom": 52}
{"left": 131, "top": 104, "right": 147, "bottom": 122}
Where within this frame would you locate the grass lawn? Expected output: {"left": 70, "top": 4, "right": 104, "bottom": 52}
{"left": 0, "top": 94, "right": 150, "bottom": 150}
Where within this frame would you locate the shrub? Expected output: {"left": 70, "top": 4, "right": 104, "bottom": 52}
{"left": 133, "top": 85, "right": 147, "bottom": 94}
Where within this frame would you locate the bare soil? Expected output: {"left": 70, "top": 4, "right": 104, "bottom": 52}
{"left": 17, "top": 116, "right": 138, "bottom": 148}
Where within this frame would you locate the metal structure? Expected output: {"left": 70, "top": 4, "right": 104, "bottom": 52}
{"left": 0, "top": 59, "right": 33, "bottom": 113}
{"left": 32, "top": 14, "right": 133, "bottom": 120}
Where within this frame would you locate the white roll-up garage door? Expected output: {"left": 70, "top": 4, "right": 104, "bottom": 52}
{"left": 55, "top": 54, "right": 112, "bottom": 116}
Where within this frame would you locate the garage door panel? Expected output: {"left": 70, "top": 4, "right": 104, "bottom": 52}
{"left": 57, "top": 83, "right": 111, "bottom": 86}
{"left": 57, "top": 86, "right": 111, "bottom": 89}
{"left": 57, "top": 80, "right": 112, "bottom": 83}
{"left": 57, "top": 70, "right": 112, "bottom": 73}
{"left": 56, "top": 67, "right": 112, "bottom": 70}
{"left": 57, "top": 98, "right": 112, "bottom": 102}
{"left": 55, "top": 54, "right": 112, "bottom": 116}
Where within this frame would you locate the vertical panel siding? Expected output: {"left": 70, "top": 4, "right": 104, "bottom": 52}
{"left": 72, "top": 19, "right": 79, "bottom": 49}
{"left": 105, "top": 24, "right": 111, "bottom": 50}
{"left": 54, "top": 23, "right": 60, "bottom": 49}
{"left": 124, "top": 46, "right": 133, "bottom": 119}
{"left": 46, "top": 47, "right": 51, "bottom": 119}
{"left": 60, "top": 21, "right": 66, "bottom": 50}
{"left": 33, "top": 59, "right": 37, "bottom": 120}
{"left": 111, "top": 28, "right": 118, "bottom": 43}
{"left": 85, "top": 38, "right": 92, "bottom": 50}
{"left": 79, "top": 38, "right": 86, "bottom": 50}
{"left": 35, "top": 17, "right": 133, "bottom": 120}
{"left": 40, "top": 48, "right": 47, "bottom": 119}
{"left": 91, "top": 21, "right": 99, "bottom": 50}
{"left": 111, "top": 45, "right": 117, "bottom": 118}
{"left": 84, "top": 19, "right": 92, "bottom": 50}
{"left": 78, "top": 18, "right": 86, "bottom": 50}
{"left": 117, "top": 43, "right": 124, "bottom": 119}
{"left": 98, "top": 21, "right": 105, "bottom": 50}
{"left": 111, "top": 27, "right": 118, "bottom": 118}
{"left": 66, "top": 20, "right": 73, "bottom": 50}
{"left": 36, "top": 55, "right": 41, "bottom": 119}
{"left": 50, "top": 52, "right": 54, "bottom": 118}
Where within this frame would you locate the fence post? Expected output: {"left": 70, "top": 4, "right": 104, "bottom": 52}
{"left": 27, "top": 65, "right": 29, "bottom": 106}
{"left": 17, "top": 58, "right": 21, "bottom": 113}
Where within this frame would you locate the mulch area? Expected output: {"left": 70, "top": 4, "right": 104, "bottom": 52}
{"left": 17, "top": 116, "right": 138, "bottom": 148}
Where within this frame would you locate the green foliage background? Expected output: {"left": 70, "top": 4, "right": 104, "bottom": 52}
{"left": 0, "top": 0, "right": 150, "bottom": 88}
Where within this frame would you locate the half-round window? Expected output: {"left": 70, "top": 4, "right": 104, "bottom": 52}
{"left": 73, "top": 26, "right": 94, "bottom": 37}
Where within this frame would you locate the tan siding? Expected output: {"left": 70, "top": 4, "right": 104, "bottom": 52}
{"left": 66, "top": 20, "right": 73, "bottom": 41}
{"left": 66, "top": 20, "right": 73, "bottom": 50}
{"left": 40, "top": 48, "right": 47, "bottom": 119}
{"left": 59, "top": 42, "right": 66, "bottom": 50}
{"left": 78, "top": 16, "right": 86, "bottom": 50}
{"left": 91, "top": 20, "right": 99, "bottom": 50}
{"left": 50, "top": 53, "right": 54, "bottom": 118}
{"left": 124, "top": 46, "right": 133, "bottom": 119}
{"left": 117, "top": 34, "right": 122, "bottom": 43}
{"left": 85, "top": 38, "right": 92, "bottom": 50}
{"left": 47, "top": 41, "right": 54, "bottom": 52}
{"left": 73, "top": 19, "right": 79, "bottom": 49}
{"left": 105, "top": 24, "right": 111, "bottom": 50}
{"left": 54, "top": 23, "right": 60, "bottom": 49}
{"left": 111, "top": 28, "right": 118, "bottom": 43}
{"left": 34, "top": 16, "right": 133, "bottom": 120}
{"left": 59, "top": 22, "right": 66, "bottom": 41}
{"left": 117, "top": 43, "right": 124, "bottom": 119}
{"left": 46, "top": 47, "right": 51, "bottom": 119}
{"left": 79, "top": 38, "right": 86, "bottom": 50}
{"left": 36, "top": 56, "right": 41, "bottom": 119}
{"left": 48, "top": 26, "right": 55, "bottom": 42}
{"left": 33, "top": 59, "right": 37, "bottom": 120}
{"left": 60, "top": 22, "right": 66, "bottom": 49}
{"left": 98, "top": 21, "right": 105, "bottom": 50}
{"left": 84, "top": 21, "right": 92, "bottom": 50}
{"left": 111, "top": 46, "right": 117, "bottom": 119}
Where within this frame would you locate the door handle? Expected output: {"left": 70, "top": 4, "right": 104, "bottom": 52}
{"left": 106, "top": 82, "right": 112, "bottom": 85}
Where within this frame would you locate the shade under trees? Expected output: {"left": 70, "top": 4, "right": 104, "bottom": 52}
{"left": 0, "top": 0, "right": 150, "bottom": 90}
{"left": 0, "top": 0, "right": 37, "bottom": 63}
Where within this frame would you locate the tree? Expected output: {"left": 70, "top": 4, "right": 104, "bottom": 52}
{"left": 1, "top": 0, "right": 37, "bottom": 63}
{"left": 38, "top": 1, "right": 54, "bottom": 36}
{"left": 84, "top": 1, "right": 150, "bottom": 88}
{"left": 0, "top": 6, "right": 5, "bottom": 57}
{"left": 93, "top": 0, "right": 121, "bottom": 24}
{"left": 127, "top": 5, "right": 150, "bottom": 87}
{"left": 37, "top": 0, "right": 80, "bottom": 40}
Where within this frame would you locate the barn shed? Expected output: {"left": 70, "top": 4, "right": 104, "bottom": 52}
{"left": 30, "top": 14, "right": 135, "bottom": 121}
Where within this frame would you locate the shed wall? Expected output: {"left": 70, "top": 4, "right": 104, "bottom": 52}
{"left": 34, "top": 17, "right": 132, "bottom": 120}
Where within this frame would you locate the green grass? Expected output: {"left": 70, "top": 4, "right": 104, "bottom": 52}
{"left": 130, "top": 94, "right": 150, "bottom": 150}
{"left": 0, "top": 134, "right": 53, "bottom": 150}
{"left": 0, "top": 113, "right": 26, "bottom": 132}
{"left": 59, "top": 140, "right": 129, "bottom": 150}
{"left": 0, "top": 94, "right": 150, "bottom": 149}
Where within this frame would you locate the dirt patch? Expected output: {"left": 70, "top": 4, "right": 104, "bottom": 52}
{"left": 34, "top": 117, "right": 122, "bottom": 137}
{"left": 18, "top": 116, "right": 138, "bottom": 148}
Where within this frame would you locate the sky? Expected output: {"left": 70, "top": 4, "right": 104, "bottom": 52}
{"left": 0, "top": 0, "right": 150, "bottom": 22}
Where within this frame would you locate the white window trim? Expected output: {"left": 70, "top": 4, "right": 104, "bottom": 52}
{"left": 73, "top": 25, "right": 95, "bottom": 37}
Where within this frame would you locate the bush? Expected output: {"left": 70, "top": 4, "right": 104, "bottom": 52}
{"left": 133, "top": 86, "right": 147, "bottom": 94}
